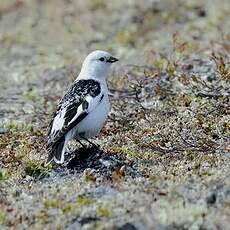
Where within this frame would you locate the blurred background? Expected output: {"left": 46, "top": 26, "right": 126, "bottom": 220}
{"left": 0, "top": 0, "right": 229, "bottom": 120}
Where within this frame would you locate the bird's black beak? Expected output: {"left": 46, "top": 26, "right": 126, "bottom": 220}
{"left": 107, "top": 56, "right": 119, "bottom": 63}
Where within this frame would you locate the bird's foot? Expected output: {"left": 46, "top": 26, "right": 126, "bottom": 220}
{"left": 79, "top": 135, "right": 100, "bottom": 150}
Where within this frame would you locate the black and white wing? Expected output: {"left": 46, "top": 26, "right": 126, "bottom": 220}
{"left": 46, "top": 79, "right": 103, "bottom": 162}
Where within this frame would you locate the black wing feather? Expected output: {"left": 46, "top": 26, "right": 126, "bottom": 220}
{"left": 63, "top": 101, "right": 81, "bottom": 126}
{"left": 47, "top": 79, "right": 101, "bottom": 147}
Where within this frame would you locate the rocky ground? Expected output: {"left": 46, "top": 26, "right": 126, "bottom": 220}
{"left": 0, "top": 0, "right": 229, "bottom": 229}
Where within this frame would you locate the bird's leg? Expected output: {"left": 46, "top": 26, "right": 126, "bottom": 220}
{"left": 75, "top": 138, "right": 87, "bottom": 149}
{"left": 79, "top": 135, "right": 100, "bottom": 150}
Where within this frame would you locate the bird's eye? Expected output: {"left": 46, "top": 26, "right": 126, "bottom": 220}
{"left": 99, "top": 57, "right": 105, "bottom": 62}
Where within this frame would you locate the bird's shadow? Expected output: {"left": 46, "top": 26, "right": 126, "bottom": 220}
{"left": 49, "top": 146, "right": 140, "bottom": 180}
{"left": 65, "top": 146, "right": 103, "bottom": 170}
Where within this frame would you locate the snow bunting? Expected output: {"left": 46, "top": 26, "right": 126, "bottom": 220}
{"left": 46, "top": 50, "right": 118, "bottom": 164}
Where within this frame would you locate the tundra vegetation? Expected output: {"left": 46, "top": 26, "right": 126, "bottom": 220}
{"left": 0, "top": 0, "right": 229, "bottom": 229}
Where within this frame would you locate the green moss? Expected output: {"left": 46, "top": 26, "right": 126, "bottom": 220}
{"left": 161, "top": 11, "right": 176, "bottom": 23}
{"left": 76, "top": 195, "right": 95, "bottom": 206}
{"left": 166, "top": 61, "right": 176, "bottom": 77}
{"left": 0, "top": 31, "right": 32, "bottom": 47}
{"left": 0, "top": 169, "right": 8, "bottom": 182}
{"left": 97, "top": 205, "right": 111, "bottom": 218}
{"left": 22, "top": 89, "right": 38, "bottom": 102}
{"left": 89, "top": 0, "right": 106, "bottom": 10}
{"left": 43, "top": 199, "right": 72, "bottom": 213}
{"left": 4, "top": 120, "right": 19, "bottom": 130}
{"left": 0, "top": 210, "right": 6, "bottom": 223}
{"left": 24, "top": 161, "right": 49, "bottom": 179}
{"left": 110, "top": 147, "right": 140, "bottom": 159}
{"left": 185, "top": 149, "right": 195, "bottom": 161}
{"left": 84, "top": 174, "right": 96, "bottom": 182}
{"left": 43, "top": 199, "right": 60, "bottom": 209}
{"left": 116, "top": 30, "right": 137, "bottom": 46}
{"left": 200, "top": 170, "right": 212, "bottom": 176}
{"left": 27, "top": 126, "right": 44, "bottom": 137}
{"left": 62, "top": 204, "right": 73, "bottom": 214}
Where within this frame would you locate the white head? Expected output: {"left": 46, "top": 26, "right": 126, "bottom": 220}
{"left": 79, "top": 50, "right": 118, "bottom": 80}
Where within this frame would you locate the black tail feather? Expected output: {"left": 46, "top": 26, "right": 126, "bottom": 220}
{"left": 46, "top": 137, "right": 65, "bottom": 165}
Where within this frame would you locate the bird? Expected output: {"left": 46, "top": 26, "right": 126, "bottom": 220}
{"left": 46, "top": 50, "right": 118, "bottom": 164}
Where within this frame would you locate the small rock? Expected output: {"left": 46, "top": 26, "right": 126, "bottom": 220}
{"left": 206, "top": 193, "right": 217, "bottom": 207}
{"left": 117, "top": 223, "right": 137, "bottom": 230}
{"left": 78, "top": 216, "right": 100, "bottom": 225}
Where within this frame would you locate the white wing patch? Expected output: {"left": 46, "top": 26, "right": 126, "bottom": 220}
{"left": 50, "top": 107, "right": 66, "bottom": 134}
{"left": 67, "top": 95, "right": 93, "bottom": 126}
{"left": 67, "top": 103, "right": 83, "bottom": 126}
